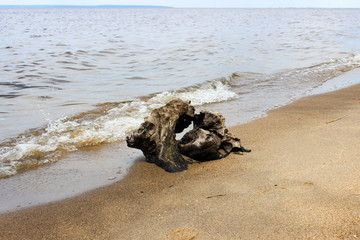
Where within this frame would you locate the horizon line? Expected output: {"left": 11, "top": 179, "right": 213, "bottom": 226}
{"left": 0, "top": 5, "right": 359, "bottom": 9}
{"left": 0, "top": 5, "right": 173, "bottom": 8}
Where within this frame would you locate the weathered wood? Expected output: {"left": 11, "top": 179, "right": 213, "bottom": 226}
{"left": 126, "top": 99, "right": 195, "bottom": 172}
{"left": 178, "top": 110, "right": 250, "bottom": 161}
{"left": 126, "top": 99, "right": 250, "bottom": 172}
{"left": 177, "top": 128, "right": 223, "bottom": 160}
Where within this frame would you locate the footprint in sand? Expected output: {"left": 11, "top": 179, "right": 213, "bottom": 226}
{"left": 163, "top": 228, "right": 199, "bottom": 240}
{"left": 260, "top": 181, "right": 315, "bottom": 196}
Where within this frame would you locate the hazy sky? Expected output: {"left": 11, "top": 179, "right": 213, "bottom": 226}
{"left": 1, "top": 0, "right": 360, "bottom": 8}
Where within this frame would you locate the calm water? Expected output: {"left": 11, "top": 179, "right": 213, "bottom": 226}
{"left": 1, "top": 8, "right": 360, "bottom": 179}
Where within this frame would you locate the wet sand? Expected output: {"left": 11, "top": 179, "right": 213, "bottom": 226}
{"left": 1, "top": 83, "right": 360, "bottom": 239}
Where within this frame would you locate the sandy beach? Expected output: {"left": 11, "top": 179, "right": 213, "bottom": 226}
{"left": 1, "top": 83, "right": 360, "bottom": 239}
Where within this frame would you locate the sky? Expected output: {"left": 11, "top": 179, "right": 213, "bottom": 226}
{"left": 1, "top": 0, "right": 360, "bottom": 8}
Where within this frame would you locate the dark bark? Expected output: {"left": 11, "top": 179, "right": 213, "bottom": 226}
{"left": 178, "top": 110, "right": 251, "bottom": 161}
{"left": 126, "top": 99, "right": 250, "bottom": 172}
{"left": 126, "top": 99, "right": 195, "bottom": 172}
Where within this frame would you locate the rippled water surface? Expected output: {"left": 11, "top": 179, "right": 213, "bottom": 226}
{"left": 1, "top": 8, "right": 360, "bottom": 178}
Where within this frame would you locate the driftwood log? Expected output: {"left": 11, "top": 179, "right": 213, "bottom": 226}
{"left": 178, "top": 110, "right": 250, "bottom": 160}
{"left": 126, "top": 99, "right": 195, "bottom": 172}
{"left": 126, "top": 99, "right": 250, "bottom": 172}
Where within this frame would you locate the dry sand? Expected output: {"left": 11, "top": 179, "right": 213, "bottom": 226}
{"left": 1, "top": 84, "right": 360, "bottom": 239}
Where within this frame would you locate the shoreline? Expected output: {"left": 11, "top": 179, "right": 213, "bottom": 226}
{"left": 0, "top": 141, "right": 140, "bottom": 213}
{"left": 1, "top": 82, "right": 360, "bottom": 239}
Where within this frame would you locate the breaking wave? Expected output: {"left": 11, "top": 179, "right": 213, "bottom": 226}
{"left": 0, "top": 79, "right": 236, "bottom": 178}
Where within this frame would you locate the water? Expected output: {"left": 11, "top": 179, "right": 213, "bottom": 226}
{"left": 1, "top": 8, "right": 360, "bottom": 183}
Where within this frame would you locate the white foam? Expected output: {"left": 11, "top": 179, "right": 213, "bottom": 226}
{"left": 310, "top": 67, "right": 360, "bottom": 95}
{"left": 0, "top": 166, "right": 16, "bottom": 178}
{"left": 148, "top": 80, "right": 236, "bottom": 106}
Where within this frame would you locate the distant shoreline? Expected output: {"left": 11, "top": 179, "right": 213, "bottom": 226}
{"left": 0, "top": 5, "right": 173, "bottom": 9}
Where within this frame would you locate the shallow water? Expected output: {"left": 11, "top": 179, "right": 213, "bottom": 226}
{"left": 0, "top": 141, "right": 140, "bottom": 212}
{"left": 1, "top": 8, "right": 360, "bottom": 188}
